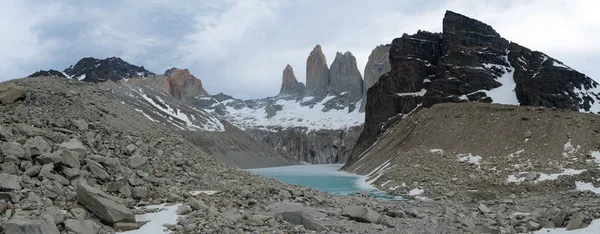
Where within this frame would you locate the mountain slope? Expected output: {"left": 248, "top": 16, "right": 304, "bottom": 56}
{"left": 346, "top": 11, "right": 600, "bottom": 168}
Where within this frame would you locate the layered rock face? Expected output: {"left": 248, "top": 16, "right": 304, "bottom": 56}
{"left": 246, "top": 126, "right": 362, "bottom": 164}
{"left": 346, "top": 11, "right": 600, "bottom": 167}
{"left": 305, "top": 45, "right": 330, "bottom": 100}
{"left": 163, "top": 68, "right": 210, "bottom": 103}
{"left": 278, "top": 65, "right": 305, "bottom": 98}
{"left": 360, "top": 45, "right": 391, "bottom": 112}
{"left": 27, "top": 69, "right": 67, "bottom": 78}
{"left": 64, "top": 57, "right": 155, "bottom": 82}
{"left": 328, "top": 52, "right": 363, "bottom": 101}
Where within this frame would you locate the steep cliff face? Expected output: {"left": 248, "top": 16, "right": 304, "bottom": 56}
{"left": 328, "top": 52, "right": 363, "bottom": 101}
{"left": 345, "top": 10, "right": 600, "bottom": 168}
{"left": 305, "top": 45, "right": 330, "bottom": 100}
{"left": 245, "top": 125, "right": 362, "bottom": 164}
{"left": 360, "top": 45, "right": 391, "bottom": 112}
{"left": 278, "top": 65, "right": 305, "bottom": 98}
{"left": 63, "top": 57, "right": 154, "bottom": 82}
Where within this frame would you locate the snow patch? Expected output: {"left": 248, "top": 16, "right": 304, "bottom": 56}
{"left": 141, "top": 94, "right": 224, "bottom": 132}
{"left": 135, "top": 109, "right": 159, "bottom": 122}
{"left": 119, "top": 204, "right": 180, "bottom": 234}
{"left": 508, "top": 169, "right": 586, "bottom": 183}
{"left": 77, "top": 74, "right": 86, "bottom": 81}
{"left": 575, "top": 181, "right": 600, "bottom": 194}
{"left": 563, "top": 139, "right": 580, "bottom": 157}
{"left": 553, "top": 61, "right": 571, "bottom": 69}
{"left": 190, "top": 190, "right": 219, "bottom": 196}
{"left": 408, "top": 188, "right": 424, "bottom": 196}
{"left": 535, "top": 218, "right": 600, "bottom": 233}
{"left": 396, "top": 89, "right": 427, "bottom": 97}
{"left": 430, "top": 149, "right": 444, "bottom": 154}
{"left": 457, "top": 153, "right": 482, "bottom": 165}
{"left": 482, "top": 54, "right": 519, "bottom": 105}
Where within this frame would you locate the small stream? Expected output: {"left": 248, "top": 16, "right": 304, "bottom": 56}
{"left": 249, "top": 164, "right": 402, "bottom": 200}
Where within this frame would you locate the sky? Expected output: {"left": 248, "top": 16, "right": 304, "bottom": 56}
{"left": 1, "top": 0, "right": 599, "bottom": 99}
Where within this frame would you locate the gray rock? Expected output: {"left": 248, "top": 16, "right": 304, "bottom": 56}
{"left": 527, "top": 221, "right": 541, "bottom": 231}
{"left": 124, "top": 144, "right": 137, "bottom": 155}
{"left": 76, "top": 181, "right": 135, "bottom": 224}
{"left": 341, "top": 205, "right": 382, "bottom": 224}
{"left": 64, "top": 219, "right": 99, "bottom": 234}
{"left": 0, "top": 83, "right": 26, "bottom": 104}
{"left": 61, "top": 150, "right": 81, "bottom": 168}
{"left": 386, "top": 209, "right": 406, "bottom": 218}
{"left": 221, "top": 209, "right": 242, "bottom": 222}
{"left": 565, "top": 213, "right": 586, "bottom": 230}
{"left": 14, "top": 123, "right": 45, "bottom": 137}
{"left": 305, "top": 44, "right": 330, "bottom": 99}
{"left": 70, "top": 207, "right": 87, "bottom": 220}
{"left": 85, "top": 159, "right": 110, "bottom": 182}
{"left": 1, "top": 218, "right": 58, "bottom": 234}
{"left": 328, "top": 51, "right": 363, "bottom": 101}
{"left": 478, "top": 204, "right": 492, "bottom": 213}
{"left": 524, "top": 172, "right": 540, "bottom": 181}
{"left": 39, "top": 163, "right": 69, "bottom": 185}
{"left": 62, "top": 167, "right": 80, "bottom": 179}
{"left": 24, "top": 165, "right": 42, "bottom": 177}
{"left": 188, "top": 198, "right": 209, "bottom": 211}
{"left": 524, "top": 130, "right": 533, "bottom": 138}
{"left": 176, "top": 205, "right": 193, "bottom": 215}
{"left": 113, "top": 222, "right": 138, "bottom": 231}
{"left": 71, "top": 119, "right": 88, "bottom": 131}
{"left": 279, "top": 211, "right": 325, "bottom": 231}
{"left": 168, "top": 193, "right": 183, "bottom": 203}
{"left": 279, "top": 189, "right": 292, "bottom": 198}
{"left": 58, "top": 139, "right": 87, "bottom": 157}
{"left": 0, "top": 142, "right": 25, "bottom": 159}
{"left": 132, "top": 186, "right": 148, "bottom": 199}
{"left": 0, "top": 173, "right": 21, "bottom": 191}
{"left": 1, "top": 162, "right": 19, "bottom": 174}
{"left": 552, "top": 209, "right": 568, "bottom": 227}
{"left": 361, "top": 45, "right": 391, "bottom": 112}
{"left": 24, "top": 136, "right": 50, "bottom": 156}
{"left": 37, "top": 152, "right": 62, "bottom": 165}
{"left": 119, "top": 185, "right": 132, "bottom": 198}
{"left": 128, "top": 154, "right": 147, "bottom": 169}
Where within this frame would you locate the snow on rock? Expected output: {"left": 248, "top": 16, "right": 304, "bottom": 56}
{"left": 408, "top": 188, "right": 424, "bottom": 196}
{"left": 119, "top": 204, "right": 180, "bottom": 234}
{"left": 77, "top": 74, "right": 86, "bottom": 81}
{"left": 189, "top": 190, "right": 219, "bottom": 196}
{"left": 507, "top": 169, "right": 586, "bottom": 183}
{"left": 135, "top": 109, "right": 159, "bottom": 122}
{"left": 482, "top": 55, "right": 519, "bottom": 105}
{"left": 365, "top": 159, "right": 393, "bottom": 184}
{"left": 457, "top": 153, "right": 482, "bottom": 165}
{"left": 212, "top": 95, "right": 363, "bottom": 131}
{"left": 563, "top": 139, "right": 580, "bottom": 157}
{"left": 553, "top": 60, "right": 571, "bottom": 69}
{"left": 575, "top": 181, "right": 600, "bottom": 194}
{"left": 140, "top": 93, "right": 225, "bottom": 132}
{"left": 396, "top": 89, "right": 427, "bottom": 97}
{"left": 591, "top": 151, "right": 600, "bottom": 164}
{"left": 535, "top": 219, "right": 600, "bottom": 233}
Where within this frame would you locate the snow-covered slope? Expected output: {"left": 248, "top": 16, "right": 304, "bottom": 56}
{"left": 196, "top": 95, "right": 364, "bottom": 131}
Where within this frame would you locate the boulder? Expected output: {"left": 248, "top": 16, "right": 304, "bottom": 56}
{"left": 341, "top": 205, "right": 382, "bottom": 224}
{"left": 58, "top": 139, "right": 87, "bottom": 157}
{"left": 113, "top": 222, "right": 138, "bottom": 231}
{"left": 0, "top": 173, "right": 21, "bottom": 191}
{"left": 64, "top": 219, "right": 99, "bottom": 234}
{"left": 0, "top": 142, "right": 25, "bottom": 159}
{"left": 132, "top": 186, "right": 148, "bottom": 199}
{"left": 24, "top": 165, "right": 42, "bottom": 177}
{"left": 36, "top": 152, "right": 62, "bottom": 165}
{"left": 188, "top": 198, "right": 209, "bottom": 211}
{"left": 61, "top": 150, "right": 81, "bottom": 168}
{"left": 0, "top": 217, "right": 58, "bottom": 234}
{"left": 176, "top": 205, "right": 193, "bottom": 215}
{"left": 0, "top": 83, "right": 26, "bottom": 105}
{"left": 565, "top": 213, "right": 586, "bottom": 230}
{"left": 24, "top": 136, "right": 50, "bottom": 156}
{"left": 76, "top": 181, "right": 135, "bottom": 224}
{"left": 39, "top": 163, "right": 69, "bottom": 185}
{"left": 279, "top": 211, "right": 325, "bottom": 231}
{"left": 128, "top": 154, "right": 147, "bottom": 169}
{"left": 85, "top": 159, "right": 110, "bottom": 181}
{"left": 71, "top": 119, "right": 88, "bottom": 131}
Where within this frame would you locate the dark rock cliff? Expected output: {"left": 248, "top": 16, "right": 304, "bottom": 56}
{"left": 345, "top": 11, "right": 600, "bottom": 168}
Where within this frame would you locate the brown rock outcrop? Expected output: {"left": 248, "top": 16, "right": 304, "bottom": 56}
{"left": 278, "top": 65, "right": 305, "bottom": 98}
{"left": 328, "top": 52, "right": 363, "bottom": 101}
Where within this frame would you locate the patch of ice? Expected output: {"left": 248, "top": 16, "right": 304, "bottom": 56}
{"left": 482, "top": 54, "right": 519, "bottom": 105}
{"left": 408, "top": 188, "right": 424, "bottom": 196}
{"left": 508, "top": 169, "right": 586, "bottom": 183}
{"left": 457, "top": 153, "right": 482, "bottom": 165}
{"left": 189, "top": 190, "right": 218, "bottom": 196}
{"left": 535, "top": 219, "right": 600, "bottom": 233}
{"left": 396, "top": 89, "right": 427, "bottom": 97}
{"left": 119, "top": 204, "right": 180, "bottom": 234}
{"left": 591, "top": 151, "right": 600, "bottom": 164}
{"left": 575, "top": 181, "right": 600, "bottom": 194}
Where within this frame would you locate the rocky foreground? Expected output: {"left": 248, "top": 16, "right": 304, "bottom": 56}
{"left": 0, "top": 77, "right": 504, "bottom": 234}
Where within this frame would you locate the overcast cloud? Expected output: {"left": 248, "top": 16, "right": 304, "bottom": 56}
{"left": 1, "top": 0, "right": 598, "bottom": 99}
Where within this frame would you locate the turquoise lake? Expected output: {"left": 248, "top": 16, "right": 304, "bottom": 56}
{"left": 249, "top": 164, "right": 402, "bottom": 200}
